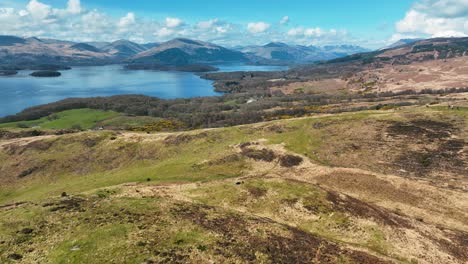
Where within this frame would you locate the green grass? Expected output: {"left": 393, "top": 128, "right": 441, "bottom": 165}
{"left": 0, "top": 107, "right": 457, "bottom": 204}
{"left": 98, "top": 115, "right": 162, "bottom": 128}
{"left": 48, "top": 224, "right": 133, "bottom": 264}
{"left": 0, "top": 108, "right": 460, "bottom": 204}
{"left": 0, "top": 109, "right": 119, "bottom": 130}
{"left": 0, "top": 129, "right": 250, "bottom": 204}
{"left": 0, "top": 106, "right": 466, "bottom": 263}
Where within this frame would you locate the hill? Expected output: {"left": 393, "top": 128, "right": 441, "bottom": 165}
{"left": 0, "top": 36, "right": 114, "bottom": 66}
{"left": 101, "top": 40, "right": 148, "bottom": 58}
{"left": 326, "top": 37, "right": 468, "bottom": 65}
{"left": 239, "top": 42, "right": 369, "bottom": 64}
{"left": 383, "top": 38, "right": 422, "bottom": 49}
{"left": 0, "top": 35, "right": 374, "bottom": 67}
{"left": 0, "top": 105, "right": 466, "bottom": 263}
{"left": 70, "top": 43, "right": 102, "bottom": 53}
{"left": 202, "top": 37, "right": 468, "bottom": 94}
{"left": 129, "top": 38, "right": 248, "bottom": 65}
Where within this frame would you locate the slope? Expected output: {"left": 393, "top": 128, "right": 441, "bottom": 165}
{"left": 0, "top": 105, "right": 466, "bottom": 263}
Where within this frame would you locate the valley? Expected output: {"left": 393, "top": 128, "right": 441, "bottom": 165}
{"left": 0, "top": 31, "right": 467, "bottom": 264}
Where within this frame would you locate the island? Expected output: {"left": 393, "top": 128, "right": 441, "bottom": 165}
{"left": 30, "top": 70, "right": 62, "bottom": 77}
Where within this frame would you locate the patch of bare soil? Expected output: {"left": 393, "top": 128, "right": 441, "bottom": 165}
{"left": 241, "top": 147, "right": 277, "bottom": 162}
{"left": 246, "top": 186, "right": 268, "bottom": 198}
{"left": 240, "top": 142, "right": 304, "bottom": 168}
{"left": 279, "top": 154, "right": 304, "bottom": 167}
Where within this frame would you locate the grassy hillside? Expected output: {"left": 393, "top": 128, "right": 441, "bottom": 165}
{"left": 0, "top": 109, "right": 168, "bottom": 131}
{"left": 0, "top": 105, "right": 466, "bottom": 263}
{"left": 0, "top": 109, "right": 119, "bottom": 130}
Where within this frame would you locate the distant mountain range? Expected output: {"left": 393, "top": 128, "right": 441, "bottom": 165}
{"left": 3, "top": 35, "right": 465, "bottom": 69}
{"left": 0, "top": 36, "right": 113, "bottom": 65}
{"left": 0, "top": 35, "right": 373, "bottom": 67}
{"left": 325, "top": 37, "right": 468, "bottom": 65}
{"left": 382, "top": 38, "right": 423, "bottom": 50}
{"left": 237, "top": 42, "right": 369, "bottom": 64}
{"left": 129, "top": 38, "right": 248, "bottom": 65}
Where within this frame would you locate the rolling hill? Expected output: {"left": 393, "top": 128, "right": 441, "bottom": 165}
{"left": 0, "top": 105, "right": 466, "bottom": 263}
{"left": 239, "top": 42, "right": 369, "bottom": 64}
{"left": 129, "top": 38, "right": 248, "bottom": 65}
{"left": 101, "top": 40, "right": 148, "bottom": 58}
{"left": 327, "top": 37, "right": 468, "bottom": 65}
{"left": 0, "top": 36, "right": 114, "bottom": 65}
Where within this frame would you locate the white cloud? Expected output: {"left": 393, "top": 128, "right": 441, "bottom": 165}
{"left": 197, "top": 19, "right": 219, "bottom": 29}
{"left": 304, "top": 27, "right": 323, "bottom": 37}
{"left": 0, "top": 0, "right": 364, "bottom": 47}
{"left": 119, "top": 12, "right": 135, "bottom": 28}
{"left": 195, "top": 19, "right": 231, "bottom": 35}
{"left": 18, "top": 9, "right": 28, "bottom": 16}
{"left": 392, "top": 0, "right": 468, "bottom": 40}
{"left": 280, "top": 16, "right": 289, "bottom": 25}
{"left": 287, "top": 27, "right": 303, "bottom": 36}
{"left": 288, "top": 27, "right": 323, "bottom": 37}
{"left": 247, "top": 22, "right": 270, "bottom": 33}
{"left": 413, "top": 0, "right": 468, "bottom": 18}
{"left": 67, "top": 0, "right": 81, "bottom": 14}
{"left": 155, "top": 27, "right": 174, "bottom": 37}
{"left": 26, "top": 0, "right": 51, "bottom": 20}
{"left": 165, "top": 17, "right": 183, "bottom": 28}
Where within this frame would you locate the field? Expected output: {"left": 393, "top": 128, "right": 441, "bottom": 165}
{"left": 0, "top": 105, "right": 466, "bottom": 263}
{"left": 0, "top": 109, "right": 167, "bottom": 131}
{"left": 0, "top": 109, "right": 119, "bottom": 130}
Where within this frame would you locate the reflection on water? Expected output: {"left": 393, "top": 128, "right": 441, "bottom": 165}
{"left": 0, "top": 64, "right": 288, "bottom": 117}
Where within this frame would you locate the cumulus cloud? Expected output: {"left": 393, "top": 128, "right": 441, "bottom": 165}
{"left": 67, "top": 0, "right": 81, "bottom": 14}
{"left": 26, "top": 0, "right": 51, "bottom": 20}
{"left": 247, "top": 22, "right": 270, "bottom": 33}
{"left": 195, "top": 19, "right": 231, "bottom": 35}
{"left": 0, "top": 0, "right": 361, "bottom": 47}
{"left": 280, "top": 16, "right": 289, "bottom": 25}
{"left": 288, "top": 27, "right": 324, "bottom": 37}
{"left": 155, "top": 27, "right": 174, "bottom": 37}
{"left": 197, "top": 19, "right": 220, "bottom": 29}
{"left": 304, "top": 27, "right": 323, "bottom": 37}
{"left": 18, "top": 9, "right": 29, "bottom": 17}
{"left": 413, "top": 0, "right": 468, "bottom": 18}
{"left": 392, "top": 0, "right": 468, "bottom": 40}
{"left": 165, "top": 17, "right": 183, "bottom": 28}
{"left": 119, "top": 12, "right": 135, "bottom": 28}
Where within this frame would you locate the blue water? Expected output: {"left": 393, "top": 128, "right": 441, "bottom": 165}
{"left": 0, "top": 64, "right": 287, "bottom": 117}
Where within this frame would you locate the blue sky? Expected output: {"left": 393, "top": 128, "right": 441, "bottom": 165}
{"left": 1, "top": 0, "right": 467, "bottom": 48}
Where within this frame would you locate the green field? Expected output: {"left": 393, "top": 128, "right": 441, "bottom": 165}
{"left": 0, "top": 109, "right": 119, "bottom": 130}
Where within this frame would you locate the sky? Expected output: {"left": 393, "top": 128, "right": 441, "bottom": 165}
{"left": 0, "top": 0, "right": 467, "bottom": 49}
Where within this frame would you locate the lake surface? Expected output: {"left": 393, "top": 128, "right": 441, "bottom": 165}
{"left": 0, "top": 64, "right": 287, "bottom": 117}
